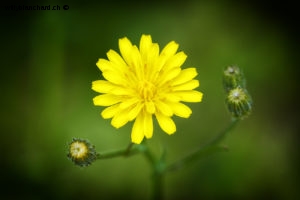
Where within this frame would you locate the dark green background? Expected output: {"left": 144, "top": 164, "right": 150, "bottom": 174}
{"left": 1, "top": 0, "right": 299, "bottom": 199}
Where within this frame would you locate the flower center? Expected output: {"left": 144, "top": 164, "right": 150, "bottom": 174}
{"left": 70, "top": 141, "right": 88, "bottom": 159}
{"left": 228, "top": 87, "right": 246, "bottom": 103}
{"left": 138, "top": 80, "right": 157, "bottom": 101}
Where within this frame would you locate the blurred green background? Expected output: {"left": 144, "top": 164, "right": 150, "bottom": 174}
{"left": 1, "top": 0, "right": 299, "bottom": 199}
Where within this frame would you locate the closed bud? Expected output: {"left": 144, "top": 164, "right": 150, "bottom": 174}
{"left": 226, "top": 87, "right": 252, "bottom": 119}
{"left": 223, "top": 65, "right": 246, "bottom": 92}
{"left": 67, "top": 138, "right": 98, "bottom": 167}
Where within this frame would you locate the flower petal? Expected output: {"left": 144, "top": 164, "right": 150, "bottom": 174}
{"left": 131, "top": 113, "right": 145, "bottom": 144}
{"left": 92, "top": 80, "right": 115, "bottom": 93}
{"left": 93, "top": 94, "right": 122, "bottom": 106}
{"left": 172, "top": 80, "right": 199, "bottom": 91}
{"left": 163, "top": 52, "right": 187, "bottom": 72}
{"left": 106, "top": 49, "right": 127, "bottom": 67}
{"left": 111, "top": 109, "right": 130, "bottom": 129}
{"left": 145, "top": 101, "right": 156, "bottom": 114}
{"left": 130, "top": 46, "right": 143, "bottom": 80}
{"left": 101, "top": 104, "right": 120, "bottom": 119}
{"left": 119, "top": 98, "right": 139, "bottom": 109}
{"left": 154, "top": 41, "right": 179, "bottom": 73}
{"left": 139, "top": 35, "right": 152, "bottom": 60}
{"left": 169, "top": 102, "right": 192, "bottom": 118}
{"left": 155, "top": 112, "right": 176, "bottom": 134}
{"left": 128, "top": 103, "right": 143, "bottom": 121}
{"left": 171, "top": 68, "right": 198, "bottom": 86}
{"left": 173, "top": 91, "right": 203, "bottom": 102}
{"left": 160, "top": 41, "right": 179, "bottom": 59}
{"left": 144, "top": 112, "right": 153, "bottom": 139}
{"left": 119, "top": 37, "right": 133, "bottom": 65}
{"left": 155, "top": 100, "right": 173, "bottom": 116}
{"left": 96, "top": 59, "right": 113, "bottom": 72}
{"left": 157, "top": 67, "right": 181, "bottom": 86}
{"left": 102, "top": 71, "right": 126, "bottom": 85}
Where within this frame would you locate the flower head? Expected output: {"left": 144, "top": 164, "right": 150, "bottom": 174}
{"left": 92, "top": 35, "right": 203, "bottom": 144}
{"left": 223, "top": 65, "right": 245, "bottom": 92}
{"left": 226, "top": 87, "right": 252, "bottom": 119}
{"left": 67, "top": 138, "right": 98, "bottom": 167}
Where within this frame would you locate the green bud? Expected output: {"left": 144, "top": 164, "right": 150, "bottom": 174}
{"left": 223, "top": 65, "right": 246, "bottom": 92}
{"left": 67, "top": 138, "right": 98, "bottom": 167}
{"left": 226, "top": 87, "right": 252, "bottom": 119}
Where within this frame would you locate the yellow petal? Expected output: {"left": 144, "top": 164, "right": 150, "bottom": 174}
{"left": 171, "top": 68, "right": 198, "bottom": 86}
{"left": 131, "top": 113, "right": 145, "bottom": 144}
{"left": 93, "top": 94, "right": 122, "bottom": 106}
{"left": 169, "top": 102, "right": 192, "bottom": 118}
{"left": 155, "top": 112, "right": 176, "bottom": 134}
{"left": 119, "top": 98, "right": 139, "bottom": 109}
{"left": 92, "top": 80, "right": 115, "bottom": 93}
{"left": 144, "top": 112, "right": 153, "bottom": 139}
{"left": 102, "top": 71, "right": 126, "bottom": 85}
{"left": 139, "top": 35, "right": 152, "bottom": 60}
{"left": 157, "top": 67, "right": 181, "bottom": 86}
{"left": 130, "top": 46, "right": 143, "bottom": 79}
{"left": 163, "top": 52, "right": 187, "bottom": 71}
{"left": 106, "top": 49, "right": 127, "bottom": 67}
{"left": 154, "top": 41, "right": 179, "bottom": 73}
{"left": 145, "top": 101, "right": 156, "bottom": 114}
{"left": 128, "top": 103, "right": 143, "bottom": 121}
{"left": 111, "top": 109, "right": 130, "bottom": 129}
{"left": 101, "top": 104, "right": 120, "bottom": 119}
{"left": 160, "top": 41, "right": 179, "bottom": 59}
{"left": 155, "top": 100, "right": 173, "bottom": 116}
{"left": 119, "top": 37, "right": 133, "bottom": 65}
{"left": 96, "top": 59, "right": 113, "bottom": 72}
{"left": 172, "top": 80, "right": 199, "bottom": 91}
{"left": 110, "top": 86, "right": 133, "bottom": 96}
{"left": 173, "top": 90, "right": 203, "bottom": 102}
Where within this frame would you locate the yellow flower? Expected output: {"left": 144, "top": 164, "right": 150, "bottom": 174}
{"left": 92, "top": 35, "right": 203, "bottom": 144}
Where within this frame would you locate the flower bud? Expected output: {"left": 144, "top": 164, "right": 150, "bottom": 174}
{"left": 226, "top": 87, "right": 252, "bottom": 119}
{"left": 223, "top": 65, "right": 246, "bottom": 92}
{"left": 67, "top": 138, "right": 98, "bottom": 167}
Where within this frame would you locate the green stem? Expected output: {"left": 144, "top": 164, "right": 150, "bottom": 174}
{"left": 97, "top": 142, "right": 139, "bottom": 159}
{"left": 166, "top": 119, "right": 239, "bottom": 172}
{"left": 140, "top": 141, "right": 165, "bottom": 200}
{"left": 152, "top": 172, "right": 163, "bottom": 200}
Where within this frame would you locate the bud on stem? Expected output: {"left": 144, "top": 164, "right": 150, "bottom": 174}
{"left": 67, "top": 138, "right": 98, "bottom": 167}
{"left": 223, "top": 66, "right": 252, "bottom": 119}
